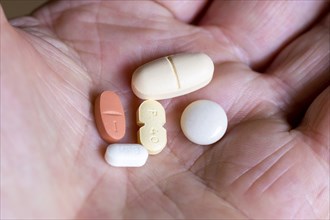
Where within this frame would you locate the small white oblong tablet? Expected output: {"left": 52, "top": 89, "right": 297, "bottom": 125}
{"left": 180, "top": 100, "right": 228, "bottom": 145}
{"left": 132, "top": 53, "right": 214, "bottom": 100}
{"left": 105, "top": 144, "right": 148, "bottom": 167}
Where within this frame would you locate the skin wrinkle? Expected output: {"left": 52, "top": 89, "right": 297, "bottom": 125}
{"left": 200, "top": 160, "right": 258, "bottom": 190}
{"left": 225, "top": 73, "right": 261, "bottom": 120}
{"left": 304, "top": 195, "right": 318, "bottom": 219}
{"left": 123, "top": 145, "right": 242, "bottom": 218}
{"left": 118, "top": 169, "right": 129, "bottom": 219}
{"left": 125, "top": 156, "right": 185, "bottom": 200}
{"left": 304, "top": 139, "right": 330, "bottom": 174}
{"left": 292, "top": 46, "right": 324, "bottom": 79}
{"left": 188, "top": 172, "right": 249, "bottom": 219}
{"left": 54, "top": 89, "right": 86, "bottom": 131}
{"left": 33, "top": 9, "right": 92, "bottom": 79}
{"left": 100, "top": 77, "right": 124, "bottom": 92}
{"left": 62, "top": 2, "right": 170, "bottom": 29}
{"left": 125, "top": 172, "right": 185, "bottom": 218}
{"left": 72, "top": 122, "right": 90, "bottom": 174}
{"left": 38, "top": 71, "right": 89, "bottom": 131}
{"left": 169, "top": 134, "right": 200, "bottom": 169}
{"left": 156, "top": 170, "right": 245, "bottom": 219}
{"left": 268, "top": 22, "right": 330, "bottom": 104}
{"left": 157, "top": 173, "right": 203, "bottom": 219}
{"left": 147, "top": 179, "right": 186, "bottom": 218}
{"left": 95, "top": 3, "right": 102, "bottom": 87}
{"left": 22, "top": 29, "right": 91, "bottom": 84}
{"left": 165, "top": 131, "right": 202, "bottom": 169}
{"left": 154, "top": 0, "right": 177, "bottom": 20}
{"left": 99, "top": 1, "right": 171, "bottom": 23}
{"left": 56, "top": 9, "right": 102, "bottom": 84}
{"left": 124, "top": 176, "right": 152, "bottom": 217}
{"left": 125, "top": 164, "right": 168, "bottom": 203}
{"left": 203, "top": 25, "right": 251, "bottom": 65}
{"left": 311, "top": 184, "right": 329, "bottom": 218}
{"left": 300, "top": 129, "right": 329, "bottom": 164}
{"left": 191, "top": 124, "right": 293, "bottom": 190}
{"left": 245, "top": 145, "right": 294, "bottom": 190}
{"left": 267, "top": 74, "right": 296, "bottom": 114}
{"left": 190, "top": 147, "right": 226, "bottom": 189}
{"left": 87, "top": 20, "right": 186, "bottom": 33}
{"left": 228, "top": 100, "right": 275, "bottom": 130}
{"left": 74, "top": 171, "right": 109, "bottom": 219}
{"left": 244, "top": 139, "right": 296, "bottom": 194}
{"left": 235, "top": 100, "right": 279, "bottom": 127}
{"left": 299, "top": 125, "right": 329, "bottom": 155}
{"left": 158, "top": 190, "right": 186, "bottom": 219}
{"left": 19, "top": 18, "right": 79, "bottom": 66}
{"left": 315, "top": 185, "right": 329, "bottom": 205}
{"left": 228, "top": 1, "right": 325, "bottom": 67}
{"left": 291, "top": 199, "right": 310, "bottom": 219}
{"left": 259, "top": 161, "right": 296, "bottom": 195}
{"left": 267, "top": 27, "right": 328, "bottom": 74}
{"left": 195, "top": 144, "right": 302, "bottom": 216}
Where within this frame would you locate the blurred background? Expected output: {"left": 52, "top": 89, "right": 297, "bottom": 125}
{"left": 1, "top": 0, "right": 47, "bottom": 19}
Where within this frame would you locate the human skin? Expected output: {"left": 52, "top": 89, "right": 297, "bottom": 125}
{"left": 1, "top": 1, "right": 329, "bottom": 219}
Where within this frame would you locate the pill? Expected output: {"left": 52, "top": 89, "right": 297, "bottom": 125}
{"left": 180, "top": 100, "right": 227, "bottom": 145}
{"left": 132, "top": 53, "right": 214, "bottom": 100}
{"left": 137, "top": 100, "right": 167, "bottom": 154}
{"left": 105, "top": 144, "right": 148, "bottom": 167}
{"left": 94, "top": 91, "right": 125, "bottom": 143}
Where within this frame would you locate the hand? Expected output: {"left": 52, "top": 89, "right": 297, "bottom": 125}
{"left": 1, "top": 1, "right": 329, "bottom": 219}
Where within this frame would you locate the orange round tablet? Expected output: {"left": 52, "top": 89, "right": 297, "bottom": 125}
{"left": 94, "top": 91, "right": 126, "bottom": 143}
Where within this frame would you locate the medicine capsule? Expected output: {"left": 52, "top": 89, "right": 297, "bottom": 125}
{"left": 105, "top": 144, "right": 148, "bottom": 167}
{"left": 180, "top": 100, "right": 228, "bottom": 145}
{"left": 137, "top": 100, "right": 167, "bottom": 154}
{"left": 94, "top": 91, "right": 126, "bottom": 143}
{"left": 131, "top": 53, "right": 214, "bottom": 100}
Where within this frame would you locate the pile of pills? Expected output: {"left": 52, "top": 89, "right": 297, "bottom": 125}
{"left": 94, "top": 53, "right": 228, "bottom": 167}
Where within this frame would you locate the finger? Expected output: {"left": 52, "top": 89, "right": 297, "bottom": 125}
{"left": 298, "top": 87, "right": 329, "bottom": 163}
{"left": 33, "top": 0, "right": 243, "bottom": 83}
{"left": 199, "top": 1, "right": 328, "bottom": 67}
{"left": 267, "top": 13, "right": 330, "bottom": 125}
{"left": 155, "top": 0, "right": 208, "bottom": 23}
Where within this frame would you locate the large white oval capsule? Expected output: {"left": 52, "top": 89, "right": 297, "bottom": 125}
{"left": 105, "top": 144, "right": 148, "bottom": 167}
{"left": 131, "top": 53, "right": 214, "bottom": 100}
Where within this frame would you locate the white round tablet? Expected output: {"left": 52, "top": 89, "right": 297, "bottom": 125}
{"left": 180, "top": 100, "right": 228, "bottom": 145}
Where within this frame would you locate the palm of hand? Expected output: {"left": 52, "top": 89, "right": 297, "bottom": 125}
{"left": 2, "top": 1, "right": 329, "bottom": 219}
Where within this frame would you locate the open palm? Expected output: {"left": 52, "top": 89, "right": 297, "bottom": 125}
{"left": 1, "top": 1, "right": 329, "bottom": 219}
